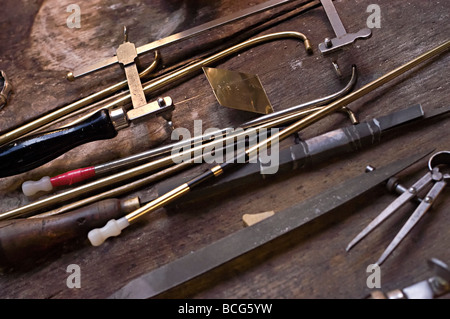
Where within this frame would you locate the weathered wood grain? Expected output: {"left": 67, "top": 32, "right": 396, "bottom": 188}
{"left": 0, "top": 0, "right": 448, "bottom": 299}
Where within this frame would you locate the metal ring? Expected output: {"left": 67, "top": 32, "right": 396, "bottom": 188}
{"left": 428, "top": 151, "right": 450, "bottom": 180}
{"left": 428, "top": 151, "right": 450, "bottom": 170}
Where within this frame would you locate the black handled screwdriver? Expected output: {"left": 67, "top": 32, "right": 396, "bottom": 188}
{"left": 0, "top": 97, "right": 173, "bottom": 178}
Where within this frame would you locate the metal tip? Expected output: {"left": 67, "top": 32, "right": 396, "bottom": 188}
{"left": 123, "top": 25, "right": 128, "bottom": 43}
{"left": 376, "top": 255, "right": 387, "bottom": 266}
{"left": 345, "top": 241, "right": 356, "bottom": 252}
{"left": 304, "top": 39, "right": 313, "bottom": 54}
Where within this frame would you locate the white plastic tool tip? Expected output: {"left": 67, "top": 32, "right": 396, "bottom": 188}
{"left": 88, "top": 217, "right": 130, "bottom": 246}
{"left": 22, "top": 176, "right": 53, "bottom": 197}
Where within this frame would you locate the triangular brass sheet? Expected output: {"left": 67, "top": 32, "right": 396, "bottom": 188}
{"left": 203, "top": 67, "right": 273, "bottom": 114}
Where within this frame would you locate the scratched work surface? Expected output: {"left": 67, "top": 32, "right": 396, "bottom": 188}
{"left": 0, "top": 0, "right": 449, "bottom": 299}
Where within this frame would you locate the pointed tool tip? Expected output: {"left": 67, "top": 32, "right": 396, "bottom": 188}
{"left": 345, "top": 240, "right": 358, "bottom": 252}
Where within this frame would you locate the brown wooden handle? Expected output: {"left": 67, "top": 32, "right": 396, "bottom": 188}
{"left": 0, "top": 198, "right": 126, "bottom": 266}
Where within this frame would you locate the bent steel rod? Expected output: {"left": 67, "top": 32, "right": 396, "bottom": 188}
{"left": 86, "top": 39, "right": 450, "bottom": 245}
{"left": 0, "top": 32, "right": 311, "bottom": 146}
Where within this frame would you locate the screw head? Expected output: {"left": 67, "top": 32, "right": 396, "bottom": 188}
{"left": 157, "top": 97, "right": 166, "bottom": 107}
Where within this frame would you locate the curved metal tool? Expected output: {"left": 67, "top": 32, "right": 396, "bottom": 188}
{"left": 0, "top": 70, "right": 12, "bottom": 110}
{"left": 347, "top": 151, "right": 450, "bottom": 265}
{"left": 244, "top": 65, "right": 358, "bottom": 127}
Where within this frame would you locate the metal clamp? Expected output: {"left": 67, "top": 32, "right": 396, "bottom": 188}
{"left": 318, "top": 0, "right": 372, "bottom": 54}
{"left": 114, "top": 27, "right": 174, "bottom": 123}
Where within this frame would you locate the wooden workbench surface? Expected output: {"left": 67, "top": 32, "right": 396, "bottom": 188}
{"left": 0, "top": 0, "right": 448, "bottom": 299}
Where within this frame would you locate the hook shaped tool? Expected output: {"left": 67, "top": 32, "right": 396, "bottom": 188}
{"left": 347, "top": 151, "right": 450, "bottom": 265}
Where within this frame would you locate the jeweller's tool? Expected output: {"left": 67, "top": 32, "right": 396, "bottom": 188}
{"left": 203, "top": 67, "right": 274, "bottom": 114}
{"left": 2, "top": 40, "right": 447, "bottom": 221}
{"left": 20, "top": 65, "right": 356, "bottom": 197}
{"left": 0, "top": 70, "right": 12, "bottom": 110}
{"left": 67, "top": 0, "right": 293, "bottom": 80}
{"left": 108, "top": 150, "right": 432, "bottom": 298}
{"left": 0, "top": 32, "right": 312, "bottom": 178}
{"left": 156, "top": 105, "right": 450, "bottom": 200}
{"left": 347, "top": 151, "right": 450, "bottom": 265}
{"left": 28, "top": 103, "right": 449, "bottom": 221}
{"left": 0, "top": 96, "right": 173, "bottom": 178}
{"left": 318, "top": 0, "right": 372, "bottom": 54}
{"left": 368, "top": 258, "right": 450, "bottom": 299}
{"left": 0, "top": 2, "right": 318, "bottom": 148}
{"left": 0, "top": 197, "right": 141, "bottom": 266}
{"left": 87, "top": 39, "right": 450, "bottom": 246}
{"left": 114, "top": 27, "right": 175, "bottom": 123}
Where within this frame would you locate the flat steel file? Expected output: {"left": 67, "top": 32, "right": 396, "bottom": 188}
{"left": 109, "top": 149, "right": 433, "bottom": 299}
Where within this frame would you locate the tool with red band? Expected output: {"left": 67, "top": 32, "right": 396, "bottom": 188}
{"left": 22, "top": 167, "right": 96, "bottom": 196}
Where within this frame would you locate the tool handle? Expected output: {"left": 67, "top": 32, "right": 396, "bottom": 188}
{"left": 0, "top": 198, "right": 126, "bottom": 266}
{"left": 22, "top": 167, "right": 97, "bottom": 197}
{"left": 88, "top": 217, "right": 130, "bottom": 246}
{"left": 0, "top": 109, "right": 117, "bottom": 177}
